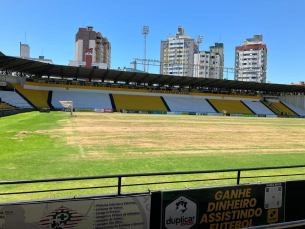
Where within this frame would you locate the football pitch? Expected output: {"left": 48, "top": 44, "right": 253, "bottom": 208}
{"left": 1, "top": 111, "right": 305, "bottom": 201}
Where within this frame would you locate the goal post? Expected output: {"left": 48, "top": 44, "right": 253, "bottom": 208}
{"left": 59, "top": 101, "right": 73, "bottom": 117}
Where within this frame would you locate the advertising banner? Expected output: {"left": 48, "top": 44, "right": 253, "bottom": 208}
{"left": 75, "top": 109, "right": 94, "bottom": 112}
{"left": 196, "top": 113, "right": 207, "bottom": 116}
{"left": 94, "top": 109, "right": 113, "bottom": 113}
{"left": 285, "top": 180, "right": 305, "bottom": 223}
{"left": 242, "top": 114, "right": 257, "bottom": 117}
{"left": 0, "top": 82, "right": 6, "bottom": 86}
{"left": 266, "top": 115, "right": 278, "bottom": 118}
{"left": 162, "top": 182, "right": 285, "bottom": 229}
{"left": 167, "top": 112, "right": 182, "bottom": 115}
{"left": 151, "top": 111, "right": 163, "bottom": 114}
{"left": 207, "top": 113, "right": 224, "bottom": 116}
{"left": 230, "top": 114, "right": 243, "bottom": 117}
{"left": 0, "top": 195, "right": 151, "bottom": 229}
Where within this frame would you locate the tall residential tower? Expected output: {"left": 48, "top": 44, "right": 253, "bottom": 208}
{"left": 160, "top": 26, "right": 199, "bottom": 77}
{"left": 193, "top": 43, "right": 224, "bottom": 79}
{"left": 234, "top": 35, "right": 267, "bottom": 83}
{"left": 74, "top": 26, "right": 111, "bottom": 69}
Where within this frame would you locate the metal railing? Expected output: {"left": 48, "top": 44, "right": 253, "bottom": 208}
{"left": 1, "top": 165, "right": 305, "bottom": 199}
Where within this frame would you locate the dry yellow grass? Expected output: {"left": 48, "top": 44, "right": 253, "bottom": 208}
{"left": 53, "top": 112, "right": 305, "bottom": 160}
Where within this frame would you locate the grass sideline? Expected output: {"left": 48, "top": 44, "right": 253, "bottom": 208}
{"left": 1, "top": 111, "right": 305, "bottom": 201}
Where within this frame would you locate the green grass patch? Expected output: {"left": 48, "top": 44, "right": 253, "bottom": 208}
{"left": 1, "top": 112, "right": 305, "bottom": 201}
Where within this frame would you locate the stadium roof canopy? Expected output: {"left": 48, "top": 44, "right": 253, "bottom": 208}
{"left": 0, "top": 51, "right": 304, "bottom": 93}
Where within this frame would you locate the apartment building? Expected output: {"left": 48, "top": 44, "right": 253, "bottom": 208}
{"left": 74, "top": 26, "right": 111, "bottom": 69}
{"left": 234, "top": 35, "right": 267, "bottom": 83}
{"left": 160, "top": 26, "right": 199, "bottom": 77}
{"left": 193, "top": 43, "right": 224, "bottom": 79}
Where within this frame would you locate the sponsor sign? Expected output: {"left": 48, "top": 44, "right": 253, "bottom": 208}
{"left": 167, "top": 112, "right": 182, "bottom": 115}
{"left": 266, "top": 115, "right": 278, "bottom": 118}
{"left": 0, "top": 82, "right": 6, "bottom": 86}
{"left": 94, "top": 109, "right": 113, "bottom": 113}
{"left": 286, "top": 180, "right": 305, "bottom": 222}
{"left": 207, "top": 113, "right": 224, "bottom": 116}
{"left": 164, "top": 196, "right": 198, "bottom": 229}
{"left": 196, "top": 113, "right": 207, "bottom": 116}
{"left": 75, "top": 109, "right": 94, "bottom": 112}
{"left": 162, "top": 182, "right": 285, "bottom": 229}
{"left": 0, "top": 195, "right": 151, "bottom": 229}
{"left": 151, "top": 111, "right": 163, "bottom": 114}
{"left": 242, "top": 114, "right": 257, "bottom": 117}
{"left": 230, "top": 114, "right": 243, "bottom": 117}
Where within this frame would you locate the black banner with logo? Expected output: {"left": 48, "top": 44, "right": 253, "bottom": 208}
{"left": 162, "top": 182, "right": 285, "bottom": 229}
{"left": 285, "top": 180, "right": 305, "bottom": 224}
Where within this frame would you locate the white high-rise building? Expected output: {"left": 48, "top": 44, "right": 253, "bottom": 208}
{"left": 235, "top": 35, "right": 267, "bottom": 83}
{"left": 20, "top": 43, "right": 30, "bottom": 58}
{"left": 160, "top": 26, "right": 199, "bottom": 77}
{"left": 193, "top": 43, "right": 224, "bottom": 79}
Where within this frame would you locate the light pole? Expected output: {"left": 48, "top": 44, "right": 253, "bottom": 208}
{"left": 142, "top": 26, "right": 149, "bottom": 73}
{"left": 197, "top": 35, "right": 203, "bottom": 77}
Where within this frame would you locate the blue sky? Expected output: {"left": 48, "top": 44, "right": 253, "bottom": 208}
{"left": 0, "top": 0, "right": 304, "bottom": 84}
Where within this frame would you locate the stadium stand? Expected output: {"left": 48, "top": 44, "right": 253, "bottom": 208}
{"left": 242, "top": 100, "right": 275, "bottom": 115}
{"left": 265, "top": 99, "right": 297, "bottom": 116}
{"left": 112, "top": 94, "right": 168, "bottom": 111}
{"left": 163, "top": 95, "right": 216, "bottom": 113}
{"left": 281, "top": 101, "right": 305, "bottom": 116}
{"left": 51, "top": 90, "right": 113, "bottom": 109}
{"left": 0, "top": 91, "right": 32, "bottom": 108}
{"left": 208, "top": 99, "right": 254, "bottom": 114}
{"left": 0, "top": 102, "right": 16, "bottom": 109}
{"left": 12, "top": 84, "right": 49, "bottom": 108}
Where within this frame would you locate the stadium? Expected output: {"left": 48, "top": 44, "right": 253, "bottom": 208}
{"left": 1, "top": 52, "right": 305, "bottom": 228}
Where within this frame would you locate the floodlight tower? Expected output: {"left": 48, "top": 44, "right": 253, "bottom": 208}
{"left": 197, "top": 35, "right": 203, "bottom": 77}
{"left": 142, "top": 25, "right": 149, "bottom": 73}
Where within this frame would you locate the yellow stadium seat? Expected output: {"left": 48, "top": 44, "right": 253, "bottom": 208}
{"left": 113, "top": 94, "right": 168, "bottom": 111}
{"left": 0, "top": 102, "right": 16, "bottom": 109}
{"left": 12, "top": 84, "right": 50, "bottom": 108}
{"left": 271, "top": 102, "right": 297, "bottom": 116}
{"left": 208, "top": 99, "right": 253, "bottom": 114}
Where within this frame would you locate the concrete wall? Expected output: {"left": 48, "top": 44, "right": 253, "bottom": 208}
{"left": 280, "top": 95, "right": 305, "bottom": 109}
{"left": 0, "top": 74, "right": 19, "bottom": 84}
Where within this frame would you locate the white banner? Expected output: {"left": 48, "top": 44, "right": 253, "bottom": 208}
{"left": 0, "top": 195, "right": 151, "bottom": 229}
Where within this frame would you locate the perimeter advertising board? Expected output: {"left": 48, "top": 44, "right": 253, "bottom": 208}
{"left": 162, "top": 182, "right": 285, "bottom": 229}
{"left": 94, "top": 109, "right": 114, "bottom": 113}
{"left": 0, "top": 195, "right": 151, "bottom": 229}
{"left": 75, "top": 109, "right": 94, "bottom": 112}
{"left": 285, "top": 180, "right": 305, "bottom": 224}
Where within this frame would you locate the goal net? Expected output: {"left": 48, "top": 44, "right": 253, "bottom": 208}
{"left": 59, "top": 101, "right": 73, "bottom": 117}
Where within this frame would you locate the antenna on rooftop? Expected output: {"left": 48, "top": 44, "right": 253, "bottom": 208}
{"left": 25, "top": 31, "right": 26, "bottom": 44}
